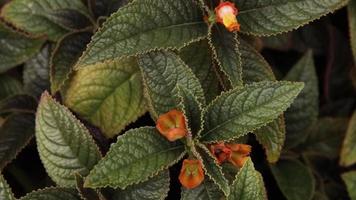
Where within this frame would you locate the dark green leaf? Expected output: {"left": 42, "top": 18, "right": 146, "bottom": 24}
{"left": 181, "top": 178, "right": 224, "bottom": 200}
{"left": 0, "top": 173, "right": 15, "bottom": 200}
{"left": 20, "top": 188, "right": 81, "bottom": 200}
{"left": 349, "top": 0, "right": 356, "bottom": 62}
{"left": 342, "top": 171, "right": 356, "bottom": 200}
{"left": 0, "top": 94, "right": 37, "bottom": 114}
{"left": 0, "top": 75, "right": 22, "bottom": 101}
{"left": 340, "top": 111, "right": 356, "bottom": 166}
{"left": 75, "top": 174, "right": 103, "bottom": 200}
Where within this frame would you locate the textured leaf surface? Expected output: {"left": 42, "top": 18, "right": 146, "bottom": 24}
{"left": 20, "top": 188, "right": 81, "bottom": 200}
{"left": 196, "top": 144, "right": 230, "bottom": 196}
{"left": 348, "top": 0, "right": 356, "bottom": 62}
{"left": 36, "top": 92, "right": 101, "bottom": 187}
{"left": 112, "top": 170, "right": 170, "bottom": 200}
{"left": 209, "top": 24, "right": 242, "bottom": 88}
{"left": 76, "top": 0, "right": 207, "bottom": 68}
{"left": 24, "top": 46, "right": 51, "bottom": 98}
{"left": 179, "top": 40, "right": 220, "bottom": 103}
{"left": 84, "top": 127, "right": 185, "bottom": 189}
{"left": 0, "top": 94, "right": 37, "bottom": 114}
{"left": 271, "top": 159, "right": 315, "bottom": 200}
{"left": 340, "top": 111, "right": 356, "bottom": 166}
{"left": 227, "top": 158, "right": 267, "bottom": 200}
{"left": 139, "top": 51, "right": 205, "bottom": 119}
{"left": 342, "top": 171, "right": 356, "bottom": 200}
{"left": 234, "top": 0, "right": 349, "bottom": 36}
{"left": 240, "top": 39, "right": 285, "bottom": 163}
{"left": 1, "top": 0, "right": 91, "bottom": 41}
{"left": 0, "top": 174, "right": 15, "bottom": 200}
{"left": 200, "top": 81, "right": 303, "bottom": 143}
{"left": 0, "top": 23, "right": 43, "bottom": 73}
{"left": 284, "top": 51, "right": 319, "bottom": 148}
{"left": 50, "top": 31, "right": 92, "bottom": 93}
{"left": 0, "top": 114, "right": 34, "bottom": 170}
{"left": 0, "top": 75, "right": 22, "bottom": 101}
{"left": 64, "top": 57, "right": 145, "bottom": 138}
{"left": 181, "top": 178, "right": 224, "bottom": 200}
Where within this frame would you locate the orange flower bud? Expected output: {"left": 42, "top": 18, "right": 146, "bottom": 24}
{"left": 215, "top": 1, "right": 240, "bottom": 32}
{"left": 156, "top": 109, "right": 188, "bottom": 141}
{"left": 179, "top": 159, "right": 205, "bottom": 189}
{"left": 226, "top": 144, "right": 251, "bottom": 167}
{"left": 209, "top": 143, "right": 232, "bottom": 164}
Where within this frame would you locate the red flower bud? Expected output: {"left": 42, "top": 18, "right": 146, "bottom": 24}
{"left": 209, "top": 143, "right": 232, "bottom": 164}
{"left": 215, "top": 1, "right": 240, "bottom": 32}
{"left": 179, "top": 159, "right": 205, "bottom": 189}
{"left": 156, "top": 109, "right": 188, "bottom": 141}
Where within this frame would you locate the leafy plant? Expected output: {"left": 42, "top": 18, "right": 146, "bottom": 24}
{"left": 0, "top": 0, "right": 355, "bottom": 200}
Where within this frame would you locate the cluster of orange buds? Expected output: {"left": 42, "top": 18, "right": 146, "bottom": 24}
{"left": 179, "top": 159, "right": 205, "bottom": 189}
{"left": 209, "top": 143, "right": 251, "bottom": 167}
{"left": 215, "top": 1, "right": 240, "bottom": 32}
{"left": 156, "top": 109, "right": 188, "bottom": 141}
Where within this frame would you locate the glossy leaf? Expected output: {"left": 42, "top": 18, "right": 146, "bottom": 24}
{"left": 340, "top": 111, "right": 356, "bottom": 166}
{"left": 342, "top": 171, "right": 356, "bottom": 200}
{"left": 284, "top": 51, "right": 319, "bottom": 148}
{"left": 200, "top": 81, "right": 304, "bottom": 143}
{"left": 50, "top": 31, "right": 92, "bottom": 93}
{"left": 0, "top": 174, "right": 15, "bottom": 200}
{"left": 84, "top": 127, "right": 185, "bottom": 189}
{"left": 348, "top": 0, "right": 356, "bottom": 62}
{"left": 0, "top": 114, "right": 35, "bottom": 170}
{"left": 271, "top": 159, "right": 315, "bottom": 200}
{"left": 181, "top": 178, "right": 224, "bottom": 200}
{"left": 1, "top": 0, "right": 92, "bottom": 41}
{"left": 0, "top": 94, "right": 37, "bottom": 114}
{"left": 0, "top": 75, "right": 22, "bottom": 101}
{"left": 139, "top": 51, "right": 205, "bottom": 119}
{"left": 20, "top": 188, "right": 81, "bottom": 200}
{"left": 75, "top": 0, "right": 207, "bottom": 68}
{"left": 235, "top": 0, "right": 349, "bottom": 36}
{"left": 227, "top": 158, "right": 267, "bottom": 200}
{"left": 36, "top": 92, "right": 102, "bottom": 187}
{"left": 0, "top": 23, "right": 44, "bottom": 73}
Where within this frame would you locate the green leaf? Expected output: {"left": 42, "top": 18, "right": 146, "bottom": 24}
{"left": 20, "top": 188, "right": 81, "bottom": 200}
{"left": 0, "top": 94, "right": 37, "bottom": 114}
{"left": 0, "top": 75, "right": 23, "bottom": 101}
{"left": 0, "top": 23, "right": 44, "bottom": 73}
{"left": 235, "top": 0, "right": 349, "bottom": 36}
{"left": 64, "top": 57, "right": 146, "bottom": 138}
{"left": 0, "top": 174, "right": 16, "bottom": 200}
{"left": 209, "top": 24, "right": 243, "bottom": 88}
{"left": 340, "top": 111, "right": 356, "bottom": 166}
{"left": 284, "top": 51, "right": 319, "bottom": 148}
{"left": 271, "top": 159, "right": 315, "bottom": 200}
{"left": 196, "top": 144, "right": 230, "bottom": 196}
{"left": 24, "top": 45, "right": 51, "bottom": 98}
{"left": 50, "top": 31, "right": 92, "bottom": 93}
{"left": 178, "top": 40, "right": 220, "bottom": 103}
{"left": 181, "top": 178, "right": 224, "bottom": 200}
{"left": 75, "top": 174, "right": 103, "bottom": 200}
{"left": 36, "top": 92, "right": 102, "bottom": 187}
{"left": 0, "top": 114, "right": 34, "bottom": 170}
{"left": 342, "top": 171, "right": 356, "bottom": 200}
{"left": 348, "top": 0, "right": 356, "bottom": 63}
{"left": 200, "top": 81, "right": 304, "bottom": 143}
{"left": 84, "top": 127, "right": 185, "bottom": 189}
{"left": 75, "top": 0, "right": 208, "bottom": 68}
{"left": 1, "top": 0, "right": 92, "bottom": 41}
{"left": 112, "top": 170, "right": 170, "bottom": 200}
{"left": 227, "top": 158, "right": 267, "bottom": 200}
{"left": 138, "top": 51, "right": 205, "bottom": 119}
{"left": 240, "top": 39, "right": 285, "bottom": 163}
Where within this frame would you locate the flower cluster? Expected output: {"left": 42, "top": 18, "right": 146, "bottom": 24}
{"left": 209, "top": 142, "right": 251, "bottom": 168}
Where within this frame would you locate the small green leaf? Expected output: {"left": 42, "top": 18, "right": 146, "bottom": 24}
{"left": 196, "top": 144, "right": 230, "bottom": 196}
{"left": 271, "top": 159, "right": 315, "bottom": 200}
{"left": 179, "top": 40, "right": 221, "bottom": 103}
{"left": 340, "top": 111, "right": 356, "bottom": 167}
{"left": 139, "top": 51, "right": 205, "bottom": 119}
{"left": 348, "top": 0, "right": 356, "bottom": 62}
{"left": 209, "top": 24, "right": 243, "bottom": 88}
{"left": 0, "top": 173, "right": 16, "bottom": 200}
{"left": 284, "top": 51, "right": 319, "bottom": 148}
{"left": 181, "top": 178, "right": 224, "bottom": 200}
{"left": 1, "top": 0, "right": 92, "bottom": 41}
{"left": 24, "top": 45, "right": 51, "bottom": 98}
{"left": 0, "top": 114, "right": 34, "bottom": 170}
{"left": 64, "top": 57, "right": 145, "bottom": 138}
{"left": 112, "top": 170, "right": 170, "bottom": 200}
{"left": 227, "top": 158, "right": 267, "bottom": 200}
{"left": 36, "top": 92, "right": 102, "bottom": 187}
{"left": 200, "top": 81, "right": 304, "bottom": 143}
{"left": 20, "top": 188, "right": 81, "bottom": 200}
{"left": 50, "top": 31, "right": 92, "bottom": 93}
{"left": 0, "top": 23, "right": 44, "bottom": 73}
{"left": 342, "top": 171, "right": 356, "bottom": 200}
{"left": 0, "top": 75, "right": 23, "bottom": 101}
{"left": 84, "top": 127, "right": 185, "bottom": 189}
{"left": 0, "top": 94, "right": 37, "bottom": 114}
{"left": 235, "top": 0, "right": 349, "bottom": 36}
{"left": 76, "top": 0, "right": 207, "bottom": 68}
